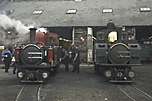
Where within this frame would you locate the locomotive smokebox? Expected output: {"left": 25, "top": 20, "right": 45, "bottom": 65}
{"left": 29, "top": 28, "right": 37, "bottom": 43}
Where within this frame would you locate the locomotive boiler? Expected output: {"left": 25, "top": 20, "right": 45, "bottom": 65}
{"left": 94, "top": 22, "right": 141, "bottom": 82}
{"left": 14, "top": 28, "right": 58, "bottom": 83}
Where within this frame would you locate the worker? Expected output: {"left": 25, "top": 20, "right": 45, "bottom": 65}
{"left": 1, "top": 47, "right": 13, "bottom": 73}
{"left": 57, "top": 46, "right": 69, "bottom": 72}
{"left": 71, "top": 45, "right": 80, "bottom": 73}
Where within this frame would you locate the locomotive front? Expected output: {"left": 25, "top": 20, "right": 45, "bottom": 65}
{"left": 14, "top": 28, "right": 56, "bottom": 83}
{"left": 94, "top": 22, "right": 141, "bottom": 82}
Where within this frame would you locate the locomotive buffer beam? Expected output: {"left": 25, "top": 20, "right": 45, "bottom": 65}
{"left": 20, "top": 80, "right": 44, "bottom": 83}
{"left": 16, "top": 65, "right": 52, "bottom": 69}
{"left": 109, "top": 80, "right": 133, "bottom": 83}
{"left": 96, "top": 63, "right": 142, "bottom": 67}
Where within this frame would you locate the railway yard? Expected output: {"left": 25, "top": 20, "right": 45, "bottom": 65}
{"left": 0, "top": 0, "right": 152, "bottom": 101}
{"left": 0, "top": 64, "right": 151, "bottom": 101}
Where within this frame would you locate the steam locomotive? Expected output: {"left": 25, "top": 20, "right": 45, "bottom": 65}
{"left": 94, "top": 22, "right": 141, "bottom": 82}
{"left": 14, "top": 28, "right": 59, "bottom": 83}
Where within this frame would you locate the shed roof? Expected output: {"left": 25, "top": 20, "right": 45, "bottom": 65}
{"left": 2, "top": 0, "right": 152, "bottom": 26}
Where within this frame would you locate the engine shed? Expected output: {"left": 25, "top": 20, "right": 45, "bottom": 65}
{"left": 1, "top": 0, "right": 152, "bottom": 62}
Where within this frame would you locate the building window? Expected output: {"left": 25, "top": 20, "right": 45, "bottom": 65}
{"left": 66, "top": 9, "right": 77, "bottom": 14}
{"left": 139, "top": 7, "right": 151, "bottom": 12}
{"left": 102, "top": 8, "right": 113, "bottom": 13}
{"left": 33, "top": 10, "right": 43, "bottom": 15}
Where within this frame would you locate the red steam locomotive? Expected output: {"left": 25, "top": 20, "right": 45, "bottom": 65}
{"left": 14, "top": 28, "right": 59, "bottom": 83}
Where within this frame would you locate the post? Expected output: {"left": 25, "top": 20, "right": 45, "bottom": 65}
{"left": 72, "top": 27, "right": 75, "bottom": 45}
{"left": 87, "top": 27, "right": 93, "bottom": 63}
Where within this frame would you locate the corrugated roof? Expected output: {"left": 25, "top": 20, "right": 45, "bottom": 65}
{"left": 2, "top": 0, "right": 152, "bottom": 26}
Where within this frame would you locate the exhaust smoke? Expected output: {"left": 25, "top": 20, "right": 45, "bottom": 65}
{"left": 0, "top": 14, "right": 30, "bottom": 46}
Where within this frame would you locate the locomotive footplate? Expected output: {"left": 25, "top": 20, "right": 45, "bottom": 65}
{"left": 20, "top": 80, "right": 44, "bottom": 83}
{"left": 96, "top": 64, "right": 142, "bottom": 66}
{"left": 109, "top": 80, "right": 133, "bottom": 83}
{"left": 16, "top": 64, "right": 54, "bottom": 69}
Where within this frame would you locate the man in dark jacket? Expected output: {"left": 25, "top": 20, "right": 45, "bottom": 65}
{"left": 1, "top": 47, "right": 12, "bottom": 73}
{"left": 71, "top": 45, "right": 80, "bottom": 73}
{"left": 57, "top": 46, "right": 69, "bottom": 72}
{"left": 62, "top": 47, "right": 70, "bottom": 72}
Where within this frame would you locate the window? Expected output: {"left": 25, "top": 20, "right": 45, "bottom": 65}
{"left": 102, "top": 8, "right": 113, "bottom": 13}
{"left": 66, "top": 9, "right": 77, "bottom": 14}
{"left": 33, "top": 10, "right": 43, "bottom": 15}
{"left": 108, "top": 31, "right": 117, "bottom": 42}
{"left": 139, "top": 7, "right": 151, "bottom": 12}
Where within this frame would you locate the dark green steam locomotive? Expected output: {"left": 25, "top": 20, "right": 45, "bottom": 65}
{"left": 94, "top": 22, "right": 141, "bottom": 82}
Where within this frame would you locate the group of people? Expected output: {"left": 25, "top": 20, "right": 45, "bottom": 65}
{"left": 1, "top": 44, "right": 80, "bottom": 74}
{"left": 57, "top": 44, "right": 80, "bottom": 73}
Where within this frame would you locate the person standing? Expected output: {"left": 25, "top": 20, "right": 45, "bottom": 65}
{"left": 57, "top": 46, "right": 69, "bottom": 72}
{"left": 71, "top": 45, "right": 80, "bottom": 73}
{"left": 1, "top": 47, "right": 12, "bottom": 73}
{"left": 61, "top": 47, "right": 69, "bottom": 72}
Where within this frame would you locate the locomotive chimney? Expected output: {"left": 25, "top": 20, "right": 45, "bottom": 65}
{"left": 29, "top": 28, "right": 37, "bottom": 43}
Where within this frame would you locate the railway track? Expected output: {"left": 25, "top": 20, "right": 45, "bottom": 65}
{"left": 118, "top": 85, "right": 152, "bottom": 101}
{"left": 14, "top": 84, "right": 42, "bottom": 101}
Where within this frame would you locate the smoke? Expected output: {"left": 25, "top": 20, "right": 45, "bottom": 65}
{"left": 36, "top": 27, "right": 48, "bottom": 33}
{"left": 0, "top": 14, "right": 30, "bottom": 46}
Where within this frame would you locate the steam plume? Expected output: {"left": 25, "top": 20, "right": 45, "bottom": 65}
{"left": 0, "top": 14, "right": 30, "bottom": 46}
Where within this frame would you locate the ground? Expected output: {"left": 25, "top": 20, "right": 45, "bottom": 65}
{"left": 0, "top": 64, "right": 151, "bottom": 101}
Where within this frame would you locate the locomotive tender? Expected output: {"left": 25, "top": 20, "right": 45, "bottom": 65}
{"left": 14, "top": 28, "right": 58, "bottom": 83}
{"left": 94, "top": 22, "right": 141, "bottom": 82}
